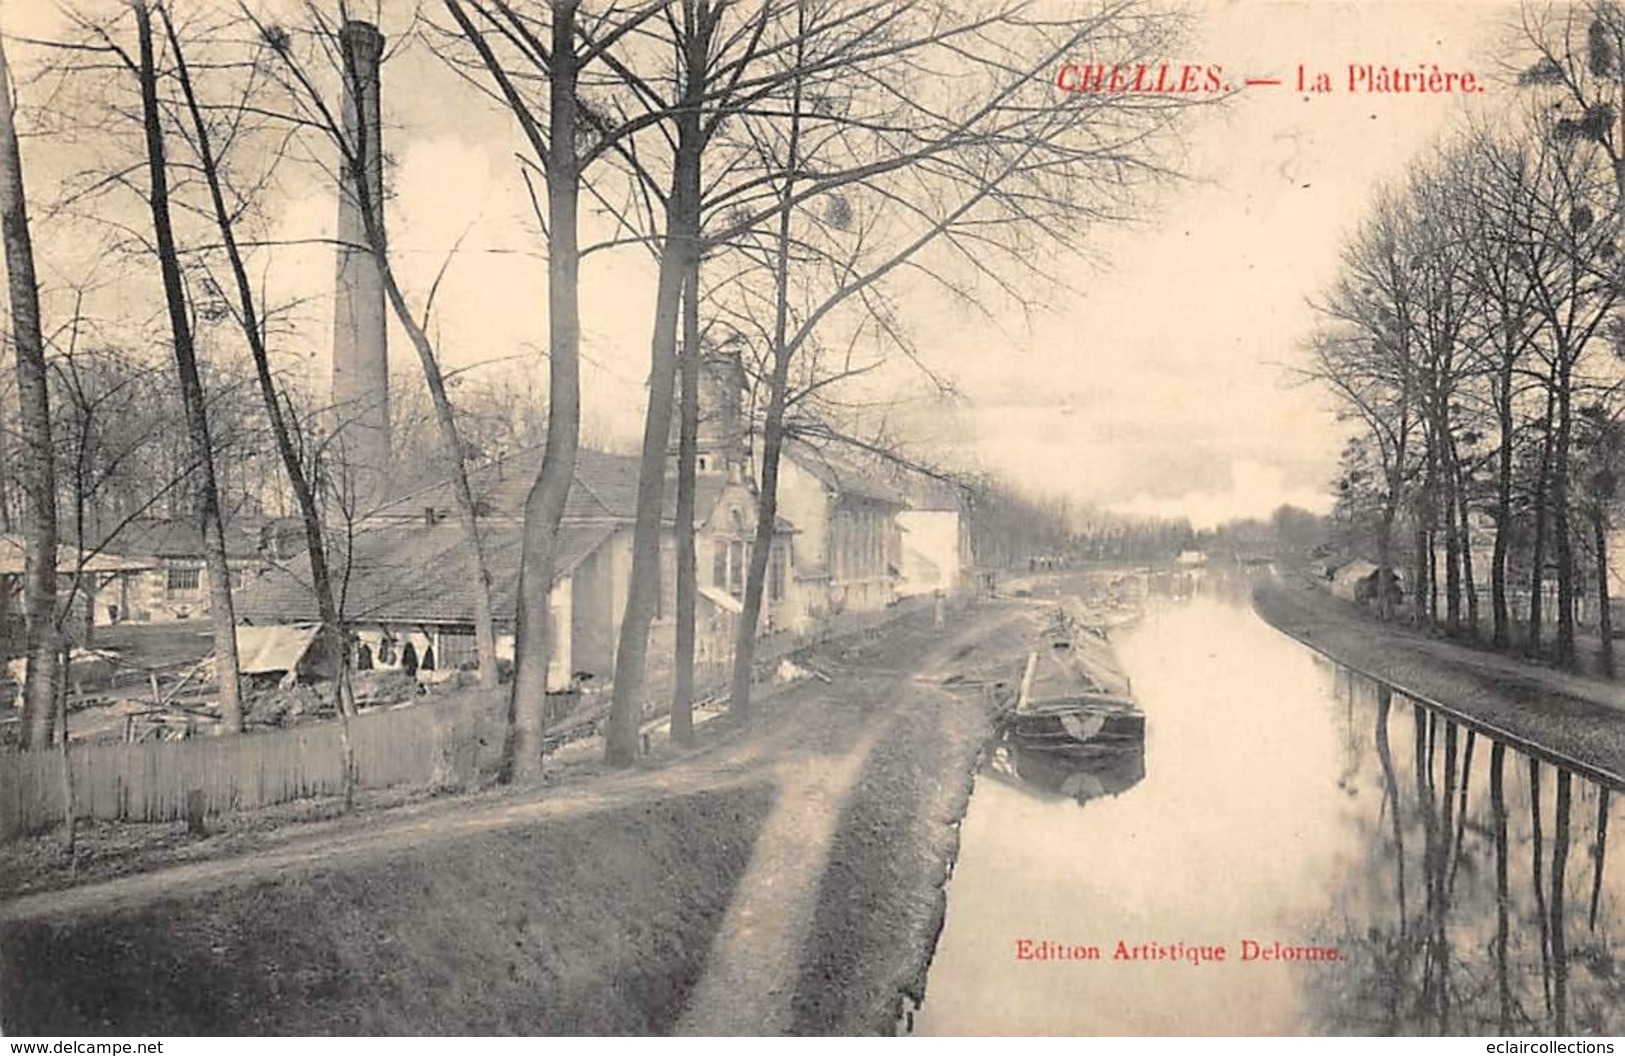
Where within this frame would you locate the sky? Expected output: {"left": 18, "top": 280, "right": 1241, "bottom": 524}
{"left": 926, "top": 0, "right": 1514, "bottom": 528}
{"left": 0, "top": 0, "right": 1524, "bottom": 530}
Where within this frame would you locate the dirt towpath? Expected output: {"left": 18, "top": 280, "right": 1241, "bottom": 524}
{"left": 672, "top": 720, "right": 892, "bottom": 1034}
{"left": 1254, "top": 577, "right": 1625, "bottom": 785}
{"left": 674, "top": 603, "right": 1039, "bottom": 1035}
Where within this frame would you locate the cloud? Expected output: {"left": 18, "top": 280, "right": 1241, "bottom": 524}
{"left": 1112, "top": 460, "right": 1333, "bottom": 530}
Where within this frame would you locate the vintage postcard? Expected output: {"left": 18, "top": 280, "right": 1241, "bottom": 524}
{"left": 0, "top": 0, "right": 1620, "bottom": 1042}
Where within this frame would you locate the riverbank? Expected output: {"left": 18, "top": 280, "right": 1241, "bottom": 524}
{"left": 0, "top": 598, "right": 1045, "bottom": 1036}
{"left": 1, "top": 783, "right": 778, "bottom": 1035}
{"left": 1253, "top": 577, "right": 1625, "bottom": 784}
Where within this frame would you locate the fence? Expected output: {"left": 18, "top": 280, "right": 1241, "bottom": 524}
{"left": 0, "top": 692, "right": 503, "bottom": 843}
{"left": 0, "top": 593, "right": 949, "bottom": 843}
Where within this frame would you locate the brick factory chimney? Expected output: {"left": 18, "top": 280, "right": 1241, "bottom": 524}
{"left": 331, "top": 20, "right": 389, "bottom": 502}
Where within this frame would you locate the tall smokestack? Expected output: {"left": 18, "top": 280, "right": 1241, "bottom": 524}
{"left": 331, "top": 20, "right": 389, "bottom": 501}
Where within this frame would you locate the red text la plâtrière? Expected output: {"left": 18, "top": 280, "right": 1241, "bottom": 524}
{"left": 1055, "top": 62, "right": 1486, "bottom": 95}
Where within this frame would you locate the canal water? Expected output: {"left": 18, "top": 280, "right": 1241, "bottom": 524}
{"left": 910, "top": 570, "right": 1623, "bottom": 1035}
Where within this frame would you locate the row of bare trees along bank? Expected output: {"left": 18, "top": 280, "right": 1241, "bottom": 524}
{"left": 1311, "top": 3, "right": 1625, "bottom": 678}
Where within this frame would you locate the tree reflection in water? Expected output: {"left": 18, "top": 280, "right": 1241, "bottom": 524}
{"left": 1308, "top": 675, "right": 1622, "bottom": 1035}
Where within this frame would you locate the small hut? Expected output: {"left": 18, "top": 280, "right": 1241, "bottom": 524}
{"left": 1329, "top": 560, "right": 1403, "bottom": 605}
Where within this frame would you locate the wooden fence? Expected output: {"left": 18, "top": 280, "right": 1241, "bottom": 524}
{"left": 0, "top": 595, "right": 946, "bottom": 843}
{"left": 0, "top": 692, "right": 502, "bottom": 842}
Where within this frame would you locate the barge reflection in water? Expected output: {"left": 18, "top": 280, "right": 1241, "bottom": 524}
{"left": 911, "top": 571, "right": 1623, "bottom": 1036}
{"left": 985, "top": 740, "right": 1147, "bottom": 807}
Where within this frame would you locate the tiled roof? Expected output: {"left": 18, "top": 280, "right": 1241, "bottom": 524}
{"left": 783, "top": 439, "right": 909, "bottom": 507}
{"left": 234, "top": 519, "right": 617, "bottom": 626}
{"left": 0, "top": 533, "right": 152, "bottom": 576}
{"left": 373, "top": 446, "right": 728, "bottom": 527}
{"left": 104, "top": 515, "right": 266, "bottom": 561}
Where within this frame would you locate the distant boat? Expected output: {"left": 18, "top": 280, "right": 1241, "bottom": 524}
{"left": 996, "top": 616, "right": 1145, "bottom": 756}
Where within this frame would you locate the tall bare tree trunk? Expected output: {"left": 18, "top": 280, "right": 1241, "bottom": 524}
{"left": 377, "top": 270, "right": 499, "bottom": 682}
{"left": 506, "top": 0, "right": 582, "bottom": 779}
{"left": 1377, "top": 507, "right": 1398, "bottom": 621}
{"left": 1530, "top": 386, "right": 1557, "bottom": 658}
{"left": 0, "top": 29, "right": 60, "bottom": 749}
{"left": 438, "top": 0, "right": 586, "bottom": 779}
{"left": 1492, "top": 361, "right": 1514, "bottom": 649}
{"left": 133, "top": 1, "right": 242, "bottom": 732}
{"left": 168, "top": 16, "right": 344, "bottom": 683}
{"left": 1442, "top": 420, "right": 1462, "bottom": 635}
{"left": 1413, "top": 515, "right": 1431, "bottom": 628}
{"left": 671, "top": 258, "right": 700, "bottom": 747}
{"left": 605, "top": 1, "right": 708, "bottom": 767}
{"left": 1594, "top": 507, "right": 1615, "bottom": 677}
{"left": 1458, "top": 454, "right": 1479, "bottom": 639}
{"left": 1443, "top": 416, "right": 1478, "bottom": 637}
{"left": 730, "top": 343, "right": 791, "bottom": 723}
{"left": 729, "top": 11, "right": 804, "bottom": 724}
{"left": 1554, "top": 358, "right": 1577, "bottom": 669}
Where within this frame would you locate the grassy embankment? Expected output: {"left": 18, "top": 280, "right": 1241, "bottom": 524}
{"left": 1, "top": 784, "right": 775, "bottom": 1035}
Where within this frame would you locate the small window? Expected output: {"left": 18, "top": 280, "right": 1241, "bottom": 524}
{"left": 166, "top": 566, "right": 201, "bottom": 593}
{"left": 728, "top": 541, "right": 745, "bottom": 597}
{"left": 769, "top": 545, "right": 785, "bottom": 602}
{"left": 439, "top": 629, "right": 480, "bottom": 671}
{"left": 713, "top": 544, "right": 728, "bottom": 590}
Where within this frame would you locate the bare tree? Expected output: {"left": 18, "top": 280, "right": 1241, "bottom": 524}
{"left": 1576, "top": 400, "right": 1622, "bottom": 674}
{"left": 437, "top": 0, "right": 674, "bottom": 776}
{"left": 130, "top": 0, "right": 244, "bottom": 731}
{"left": 1310, "top": 191, "right": 1426, "bottom": 621}
{"left": 154, "top": 3, "right": 363, "bottom": 798}
{"left": 1457, "top": 123, "right": 1550, "bottom": 649}
{"left": 1407, "top": 156, "right": 1484, "bottom": 636}
{"left": 444, "top": 0, "right": 749, "bottom": 766}
{"left": 1516, "top": 2, "right": 1625, "bottom": 665}
{"left": 539, "top": 0, "right": 1195, "bottom": 753}
{"left": 0, "top": 25, "right": 62, "bottom": 748}
{"left": 1516, "top": 128, "right": 1621, "bottom": 667}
